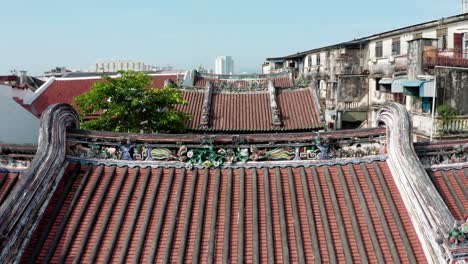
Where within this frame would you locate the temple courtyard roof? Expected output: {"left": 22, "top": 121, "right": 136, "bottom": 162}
{"left": 0, "top": 103, "right": 466, "bottom": 263}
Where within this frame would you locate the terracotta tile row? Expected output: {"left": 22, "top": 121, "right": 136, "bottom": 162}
{"left": 30, "top": 75, "right": 178, "bottom": 116}
{"left": 274, "top": 76, "right": 294, "bottom": 87}
{"left": 210, "top": 93, "right": 273, "bottom": 131}
{"left": 22, "top": 161, "right": 426, "bottom": 263}
{"left": 175, "top": 90, "right": 205, "bottom": 128}
{"left": 277, "top": 89, "right": 322, "bottom": 129}
{"left": 22, "top": 74, "right": 323, "bottom": 131}
{"left": 429, "top": 168, "right": 468, "bottom": 219}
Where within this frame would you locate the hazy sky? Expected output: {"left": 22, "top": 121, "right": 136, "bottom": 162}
{"left": 0, "top": 0, "right": 459, "bottom": 75}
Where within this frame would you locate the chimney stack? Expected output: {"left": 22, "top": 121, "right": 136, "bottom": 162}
{"left": 463, "top": 0, "right": 468, "bottom": 13}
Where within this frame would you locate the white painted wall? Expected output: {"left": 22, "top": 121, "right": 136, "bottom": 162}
{"left": 0, "top": 95, "right": 39, "bottom": 144}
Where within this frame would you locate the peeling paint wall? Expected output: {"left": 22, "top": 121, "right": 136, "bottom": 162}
{"left": 338, "top": 76, "right": 368, "bottom": 101}
{"left": 436, "top": 68, "right": 468, "bottom": 115}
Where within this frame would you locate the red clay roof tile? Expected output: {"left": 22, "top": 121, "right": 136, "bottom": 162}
{"left": 31, "top": 75, "right": 178, "bottom": 116}
{"left": 278, "top": 88, "right": 322, "bottom": 129}
{"left": 26, "top": 77, "right": 323, "bottom": 131}
{"left": 429, "top": 168, "right": 467, "bottom": 219}
{"left": 210, "top": 93, "right": 273, "bottom": 131}
{"left": 174, "top": 90, "right": 204, "bottom": 129}
{"left": 22, "top": 160, "right": 426, "bottom": 263}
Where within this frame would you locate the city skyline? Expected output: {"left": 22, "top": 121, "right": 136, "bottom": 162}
{"left": 0, "top": 0, "right": 460, "bottom": 75}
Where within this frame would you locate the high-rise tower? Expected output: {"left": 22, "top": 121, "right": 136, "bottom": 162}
{"left": 215, "top": 56, "right": 234, "bottom": 75}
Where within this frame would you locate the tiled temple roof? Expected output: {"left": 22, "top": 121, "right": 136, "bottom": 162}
{"left": 209, "top": 93, "right": 273, "bottom": 131}
{"left": 174, "top": 90, "right": 205, "bottom": 129}
{"left": 277, "top": 89, "right": 322, "bottom": 130}
{"left": 1, "top": 103, "right": 467, "bottom": 263}
{"left": 429, "top": 168, "right": 467, "bottom": 220}
{"left": 29, "top": 75, "right": 178, "bottom": 116}
{"left": 21, "top": 161, "right": 425, "bottom": 263}
{"left": 16, "top": 73, "right": 324, "bottom": 132}
{"left": 414, "top": 140, "right": 468, "bottom": 220}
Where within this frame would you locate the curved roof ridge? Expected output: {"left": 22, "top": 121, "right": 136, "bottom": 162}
{"left": 0, "top": 104, "right": 79, "bottom": 263}
{"left": 378, "top": 103, "right": 456, "bottom": 263}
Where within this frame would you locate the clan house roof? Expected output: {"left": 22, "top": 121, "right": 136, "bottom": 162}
{"left": 16, "top": 71, "right": 324, "bottom": 132}
{"left": 429, "top": 168, "right": 467, "bottom": 220}
{"left": 0, "top": 103, "right": 467, "bottom": 263}
{"left": 25, "top": 73, "right": 180, "bottom": 117}
{"left": 415, "top": 140, "right": 468, "bottom": 221}
{"left": 20, "top": 161, "right": 426, "bottom": 263}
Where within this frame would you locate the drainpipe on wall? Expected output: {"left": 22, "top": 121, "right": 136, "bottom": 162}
{"left": 430, "top": 76, "right": 437, "bottom": 142}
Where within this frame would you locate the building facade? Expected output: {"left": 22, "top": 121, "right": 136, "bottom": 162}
{"left": 95, "top": 60, "right": 160, "bottom": 73}
{"left": 215, "top": 56, "right": 234, "bottom": 75}
{"left": 264, "top": 11, "right": 468, "bottom": 141}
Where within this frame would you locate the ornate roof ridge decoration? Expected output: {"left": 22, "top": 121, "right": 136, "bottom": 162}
{"left": 65, "top": 138, "right": 385, "bottom": 168}
{"left": 0, "top": 168, "right": 27, "bottom": 174}
{"left": 66, "top": 127, "right": 386, "bottom": 144}
{"left": 0, "top": 104, "right": 79, "bottom": 263}
{"left": 67, "top": 155, "right": 388, "bottom": 169}
{"left": 199, "top": 81, "right": 212, "bottom": 129}
{"left": 199, "top": 72, "right": 290, "bottom": 80}
{"left": 416, "top": 141, "right": 467, "bottom": 167}
{"left": 378, "top": 103, "right": 458, "bottom": 264}
{"left": 194, "top": 72, "right": 296, "bottom": 93}
{"left": 268, "top": 80, "right": 282, "bottom": 128}
{"left": 428, "top": 162, "right": 468, "bottom": 171}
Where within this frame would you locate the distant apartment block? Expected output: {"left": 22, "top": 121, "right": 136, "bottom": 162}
{"left": 264, "top": 4, "right": 468, "bottom": 141}
{"left": 215, "top": 56, "right": 234, "bottom": 75}
{"left": 95, "top": 60, "right": 166, "bottom": 73}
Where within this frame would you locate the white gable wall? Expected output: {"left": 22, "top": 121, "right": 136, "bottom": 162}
{"left": 0, "top": 95, "right": 39, "bottom": 144}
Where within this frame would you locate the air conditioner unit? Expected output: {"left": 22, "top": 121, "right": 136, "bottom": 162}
{"left": 388, "top": 56, "right": 395, "bottom": 63}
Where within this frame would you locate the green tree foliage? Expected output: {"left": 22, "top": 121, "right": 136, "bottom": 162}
{"left": 436, "top": 104, "right": 458, "bottom": 121}
{"left": 436, "top": 104, "right": 458, "bottom": 135}
{"left": 73, "top": 71, "right": 191, "bottom": 133}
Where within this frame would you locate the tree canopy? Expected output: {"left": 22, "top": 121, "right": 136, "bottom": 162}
{"left": 73, "top": 71, "right": 191, "bottom": 133}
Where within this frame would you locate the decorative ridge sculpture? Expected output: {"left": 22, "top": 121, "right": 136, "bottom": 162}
{"left": 268, "top": 80, "right": 282, "bottom": 128}
{"left": 378, "top": 103, "right": 455, "bottom": 264}
{"left": 0, "top": 104, "right": 79, "bottom": 263}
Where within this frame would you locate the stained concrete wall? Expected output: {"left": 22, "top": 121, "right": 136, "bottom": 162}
{"left": 435, "top": 68, "right": 468, "bottom": 115}
{"left": 337, "top": 76, "right": 368, "bottom": 101}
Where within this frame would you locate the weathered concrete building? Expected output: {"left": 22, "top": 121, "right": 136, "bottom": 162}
{"left": 264, "top": 11, "right": 468, "bottom": 141}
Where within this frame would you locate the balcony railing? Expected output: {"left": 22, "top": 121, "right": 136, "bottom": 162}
{"left": 336, "top": 101, "right": 368, "bottom": 111}
{"left": 423, "top": 48, "right": 468, "bottom": 68}
{"left": 412, "top": 113, "right": 468, "bottom": 137}
{"left": 437, "top": 115, "right": 468, "bottom": 135}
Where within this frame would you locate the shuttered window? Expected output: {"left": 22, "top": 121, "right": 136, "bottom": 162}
{"left": 392, "top": 37, "right": 401, "bottom": 56}
{"left": 375, "top": 41, "right": 383, "bottom": 58}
